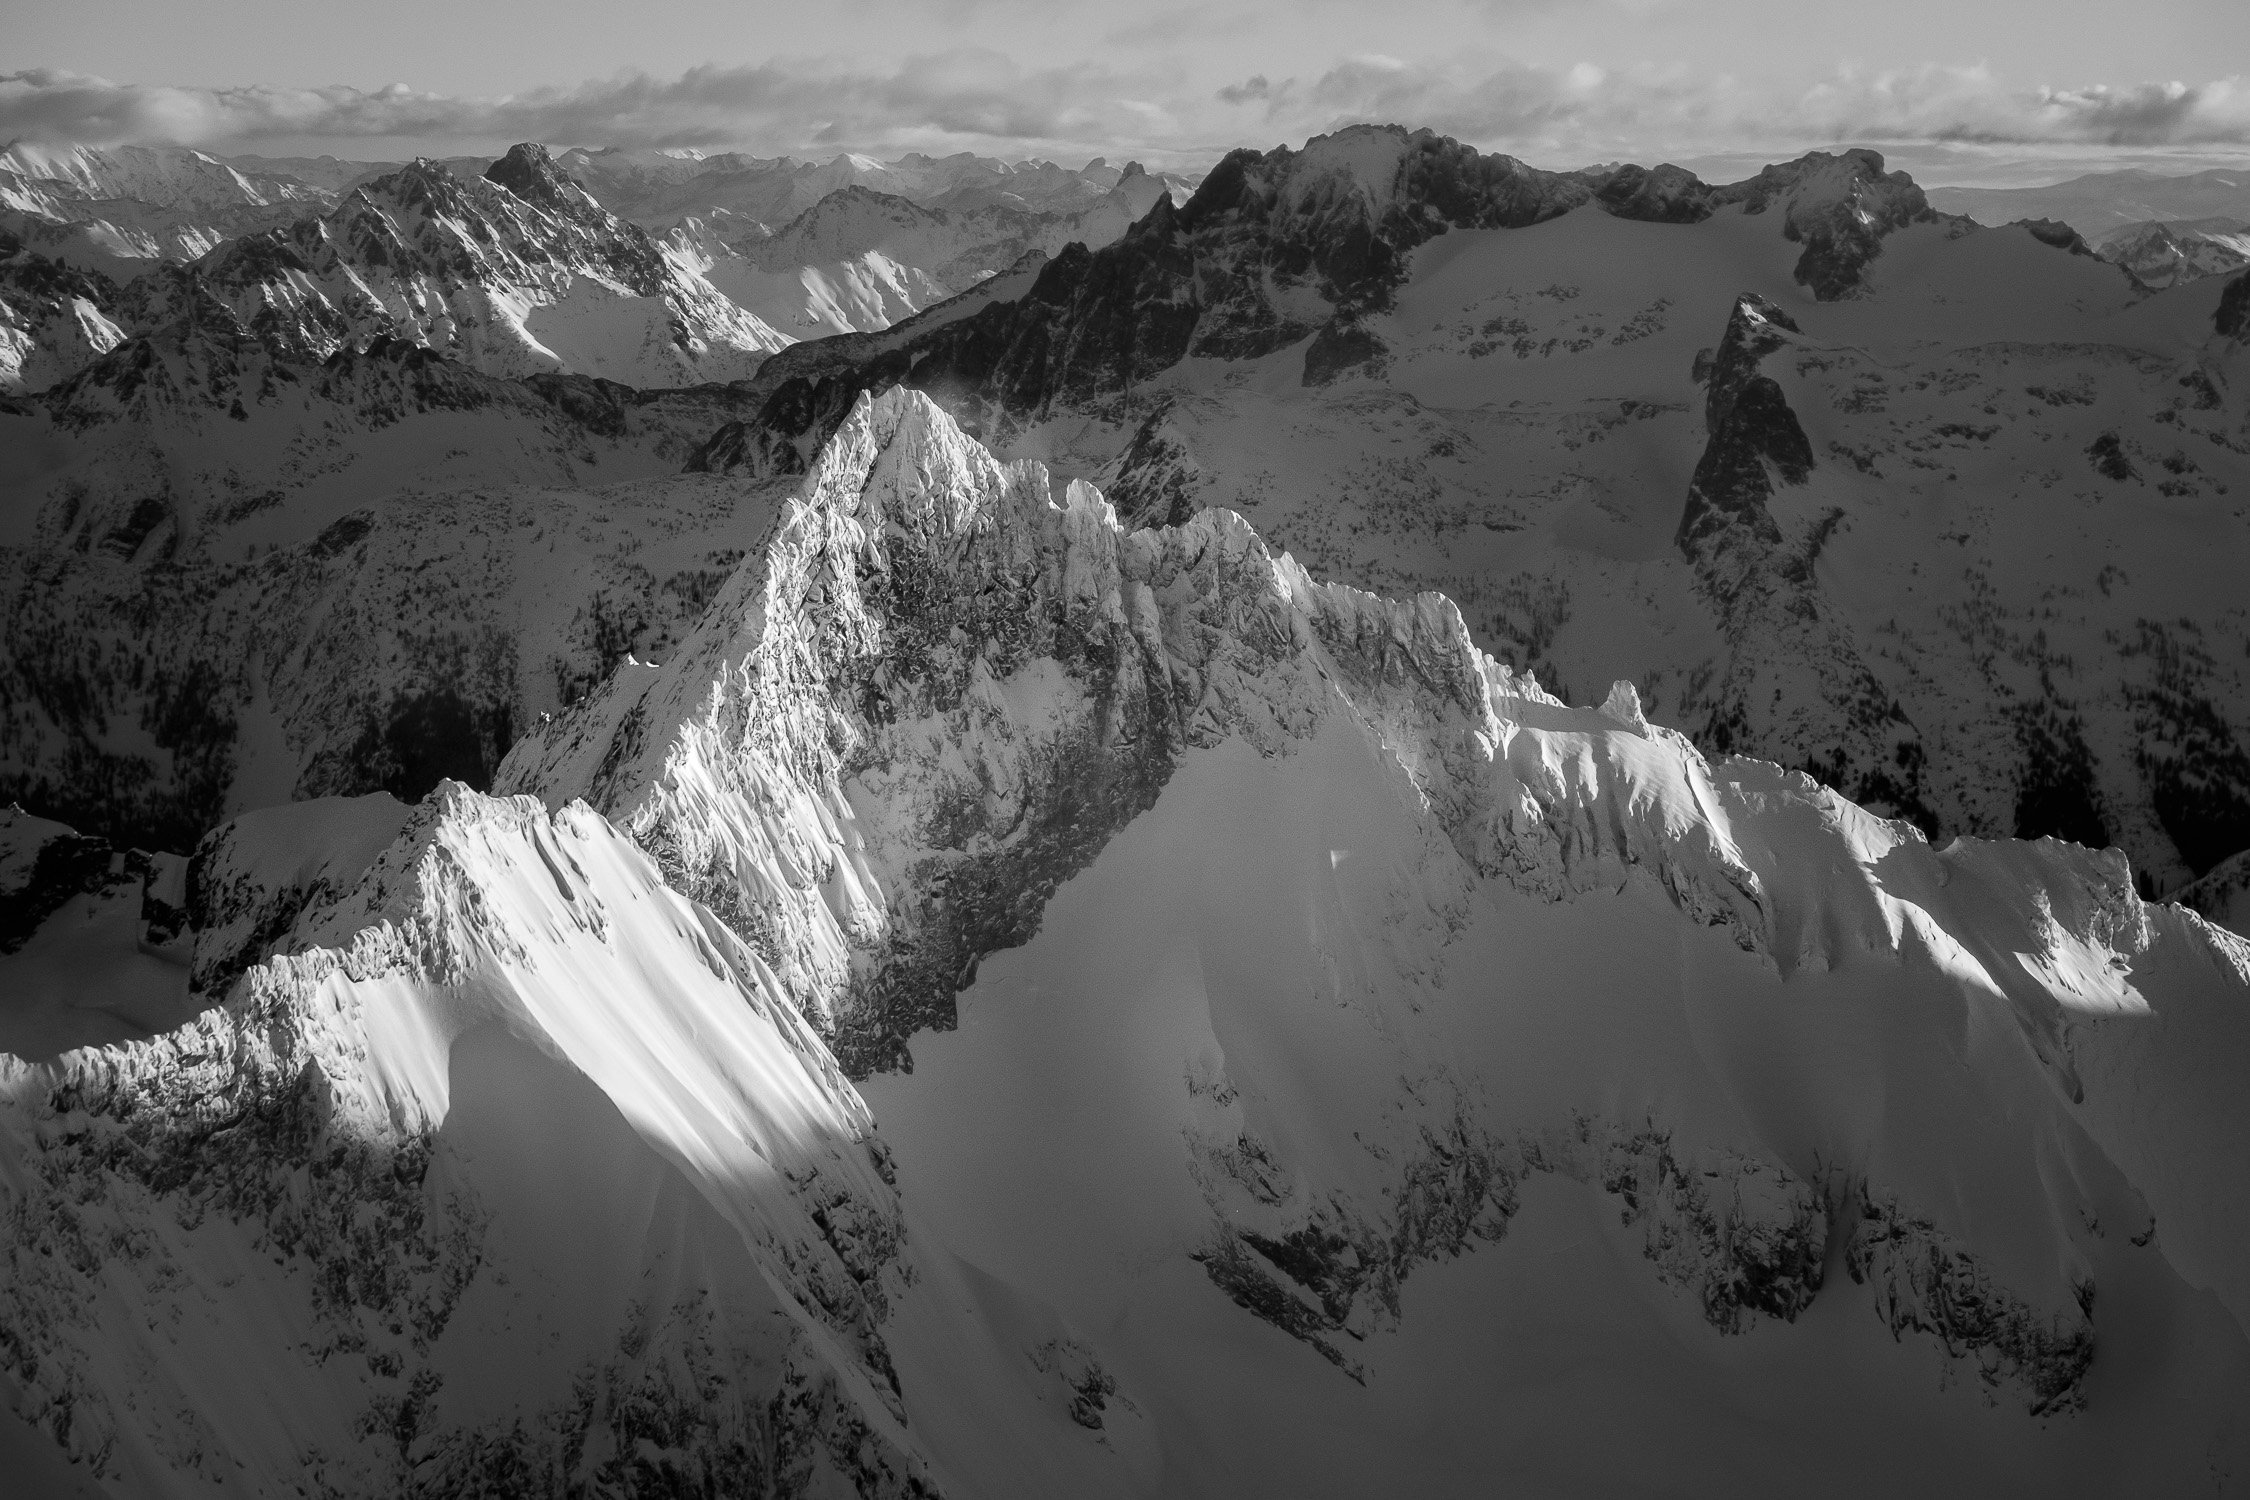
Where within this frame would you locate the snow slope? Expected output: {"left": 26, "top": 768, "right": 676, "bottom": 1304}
{"left": 8, "top": 386, "right": 2249, "bottom": 1495}
{"left": 1, "top": 786, "right": 1141, "bottom": 1497}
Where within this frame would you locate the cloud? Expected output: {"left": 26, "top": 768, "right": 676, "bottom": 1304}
{"left": 3, "top": 56, "right": 2248, "bottom": 168}
{"left": 0, "top": 56, "right": 1170, "bottom": 159}
{"left": 1289, "top": 58, "right": 2250, "bottom": 156}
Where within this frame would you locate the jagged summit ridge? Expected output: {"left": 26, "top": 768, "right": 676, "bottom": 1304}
{"left": 503, "top": 386, "right": 1777, "bottom": 1066}
{"left": 506, "top": 386, "right": 2250, "bottom": 1423}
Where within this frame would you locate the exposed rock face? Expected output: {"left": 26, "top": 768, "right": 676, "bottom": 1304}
{"left": 2219, "top": 270, "right": 2250, "bottom": 339}
{"left": 1848, "top": 1193, "right": 2094, "bottom": 1414}
{"left": 691, "top": 131, "right": 1966, "bottom": 474}
{"left": 2014, "top": 218, "right": 2098, "bottom": 256}
{"left": 1674, "top": 295, "right": 1934, "bottom": 828}
{"left": 1677, "top": 294, "right": 1814, "bottom": 552}
{"left": 1105, "top": 401, "right": 1208, "bottom": 528}
{"left": 1713, "top": 148, "right": 1955, "bottom": 300}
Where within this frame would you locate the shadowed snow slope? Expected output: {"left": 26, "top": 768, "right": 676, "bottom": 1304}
{"left": 2, "top": 786, "right": 1139, "bottom": 1498}
{"left": 6, "top": 387, "right": 2248, "bottom": 1496}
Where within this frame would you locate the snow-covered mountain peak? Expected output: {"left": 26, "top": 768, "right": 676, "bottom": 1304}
{"left": 508, "top": 386, "right": 1785, "bottom": 1061}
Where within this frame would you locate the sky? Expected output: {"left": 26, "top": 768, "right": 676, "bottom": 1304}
{"left": 6, "top": 0, "right": 2250, "bottom": 185}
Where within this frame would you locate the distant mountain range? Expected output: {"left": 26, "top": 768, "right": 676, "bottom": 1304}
{"left": 2093, "top": 217, "right": 2250, "bottom": 289}
{"left": 1928, "top": 166, "right": 2250, "bottom": 235}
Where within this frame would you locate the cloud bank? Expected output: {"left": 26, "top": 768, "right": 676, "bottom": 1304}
{"left": 4, "top": 56, "right": 2247, "bottom": 166}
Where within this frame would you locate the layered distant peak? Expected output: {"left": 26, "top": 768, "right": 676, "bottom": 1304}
{"left": 1180, "top": 125, "right": 1597, "bottom": 337}
{"left": 757, "top": 184, "right": 951, "bottom": 263}
{"left": 2100, "top": 218, "right": 2250, "bottom": 290}
{"left": 108, "top": 151, "right": 790, "bottom": 386}
{"left": 0, "top": 143, "right": 337, "bottom": 281}
{"left": 0, "top": 141, "right": 324, "bottom": 217}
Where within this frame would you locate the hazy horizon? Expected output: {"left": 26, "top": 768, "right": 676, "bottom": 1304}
{"left": 6, "top": 0, "right": 2250, "bottom": 188}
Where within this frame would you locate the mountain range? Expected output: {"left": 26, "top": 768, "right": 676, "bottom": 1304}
{"left": 2, "top": 123, "right": 2249, "bottom": 1497}
{"left": 2095, "top": 217, "right": 2250, "bottom": 289}
{"left": 1928, "top": 166, "right": 2250, "bottom": 235}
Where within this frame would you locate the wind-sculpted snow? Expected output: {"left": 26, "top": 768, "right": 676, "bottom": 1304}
{"left": 0, "top": 786, "right": 984, "bottom": 1496}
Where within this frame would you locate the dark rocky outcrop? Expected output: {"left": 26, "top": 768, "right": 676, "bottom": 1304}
{"left": 2015, "top": 218, "right": 2097, "bottom": 257}
{"left": 1676, "top": 294, "right": 1814, "bottom": 553}
{"left": 1672, "top": 295, "right": 1936, "bottom": 831}
{"left": 2218, "top": 269, "right": 2250, "bottom": 339}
